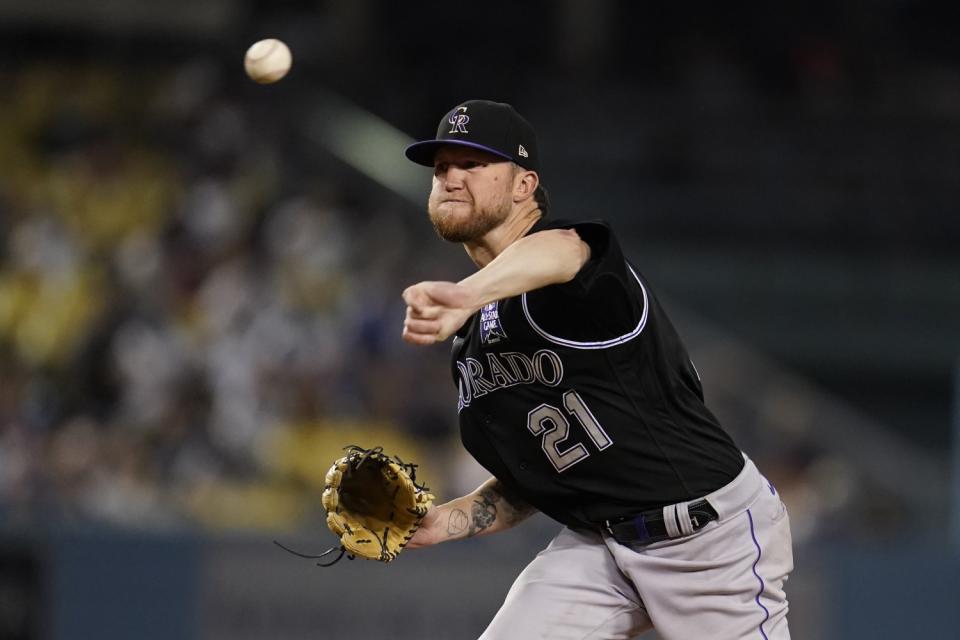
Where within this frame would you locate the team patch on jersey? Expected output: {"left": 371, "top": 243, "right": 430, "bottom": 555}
{"left": 480, "top": 301, "right": 508, "bottom": 345}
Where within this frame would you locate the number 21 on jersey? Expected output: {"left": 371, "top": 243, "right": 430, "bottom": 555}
{"left": 526, "top": 389, "right": 613, "bottom": 472}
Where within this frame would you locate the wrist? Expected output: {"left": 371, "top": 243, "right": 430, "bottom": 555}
{"left": 454, "top": 280, "right": 486, "bottom": 312}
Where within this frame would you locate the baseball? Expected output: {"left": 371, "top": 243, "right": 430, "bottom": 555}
{"left": 244, "top": 38, "right": 292, "bottom": 84}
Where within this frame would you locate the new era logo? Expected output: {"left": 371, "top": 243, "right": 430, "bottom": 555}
{"left": 518, "top": 144, "right": 528, "bottom": 158}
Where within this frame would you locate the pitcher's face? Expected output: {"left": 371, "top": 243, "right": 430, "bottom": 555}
{"left": 428, "top": 146, "right": 517, "bottom": 243}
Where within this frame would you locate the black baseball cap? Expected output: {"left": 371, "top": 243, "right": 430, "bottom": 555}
{"left": 405, "top": 100, "right": 539, "bottom": 172}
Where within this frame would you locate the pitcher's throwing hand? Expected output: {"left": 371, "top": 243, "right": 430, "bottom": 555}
{"left": 402, "top": 281, "right": 477, "bottom": 345}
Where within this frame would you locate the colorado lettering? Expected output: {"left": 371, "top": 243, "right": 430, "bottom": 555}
{"left": 457, "top": 349, "right": 564, "bottom": 410}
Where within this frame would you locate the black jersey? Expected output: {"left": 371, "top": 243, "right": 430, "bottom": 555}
{"left": 451, "top": 218, "right": 744, "bottom": 531}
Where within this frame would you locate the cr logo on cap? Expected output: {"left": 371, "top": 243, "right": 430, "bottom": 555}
{"left": 448, "top": 106, "right": 470, "bottom": 134}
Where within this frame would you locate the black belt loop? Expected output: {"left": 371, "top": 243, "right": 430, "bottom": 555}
{"left": 602, "top": 498, "right": 718, "bottom": 546}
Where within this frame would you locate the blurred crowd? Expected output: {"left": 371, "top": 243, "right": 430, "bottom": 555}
{"left": 0, "top": 59, "right": 462, "bottom": 532}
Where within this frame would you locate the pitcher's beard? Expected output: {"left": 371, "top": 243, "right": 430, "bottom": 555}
{"left": 428, "top": 198, "right": 511, "bottom": 243}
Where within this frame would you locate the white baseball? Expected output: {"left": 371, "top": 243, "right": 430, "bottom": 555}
{"left": 244, "top": 39, "right": 292, "bottom": 84}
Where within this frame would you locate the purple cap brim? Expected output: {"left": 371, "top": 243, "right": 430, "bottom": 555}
{"left": 404, "top": 139, "right": 513, "bottom": 167}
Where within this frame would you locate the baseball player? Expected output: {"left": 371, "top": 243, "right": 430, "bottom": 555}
{"left": 401, "top": 100, "right": 793, "bottom": 639}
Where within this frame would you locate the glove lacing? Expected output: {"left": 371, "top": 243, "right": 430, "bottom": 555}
{"left": 272, "top": 540, "right": 350, "bottom": 567}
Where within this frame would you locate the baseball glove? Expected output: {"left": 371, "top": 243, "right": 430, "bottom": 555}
{"left": 319, "top": 445, "right": 434, "bottom": 563}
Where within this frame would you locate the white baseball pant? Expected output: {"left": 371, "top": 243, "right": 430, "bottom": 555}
{"left": 479, "top": 457, "right": 793, "bottom": 639}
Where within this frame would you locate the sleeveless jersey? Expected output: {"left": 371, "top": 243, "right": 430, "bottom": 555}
{"left": 451, "top": 218, "right": 744, "bottom": 530}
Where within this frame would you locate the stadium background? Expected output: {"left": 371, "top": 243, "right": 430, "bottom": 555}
{"left": 0, "top": 1, "right": 958, "bottom": 638}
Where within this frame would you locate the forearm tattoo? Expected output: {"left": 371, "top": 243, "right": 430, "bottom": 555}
{"left": 444, "top": 481, "right": 536, "bottom": 539}
{"left": 446, "top": 508, "right": 469, "bottom": 536}
{"left": 470, "top": 487, "right": 499, "bottom": 535}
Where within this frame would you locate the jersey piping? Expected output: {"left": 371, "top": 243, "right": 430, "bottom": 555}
{"left": 520, "top": 263, "right": 649, "bottom": 350}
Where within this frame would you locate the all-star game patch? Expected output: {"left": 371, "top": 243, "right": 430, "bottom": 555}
{"left": 480, "top": 301, "right": 507, "bottom": 345}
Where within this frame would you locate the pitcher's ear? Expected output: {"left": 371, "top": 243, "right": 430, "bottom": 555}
{"left": 514, "top": 170, "right": 539, "bottom": 202}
